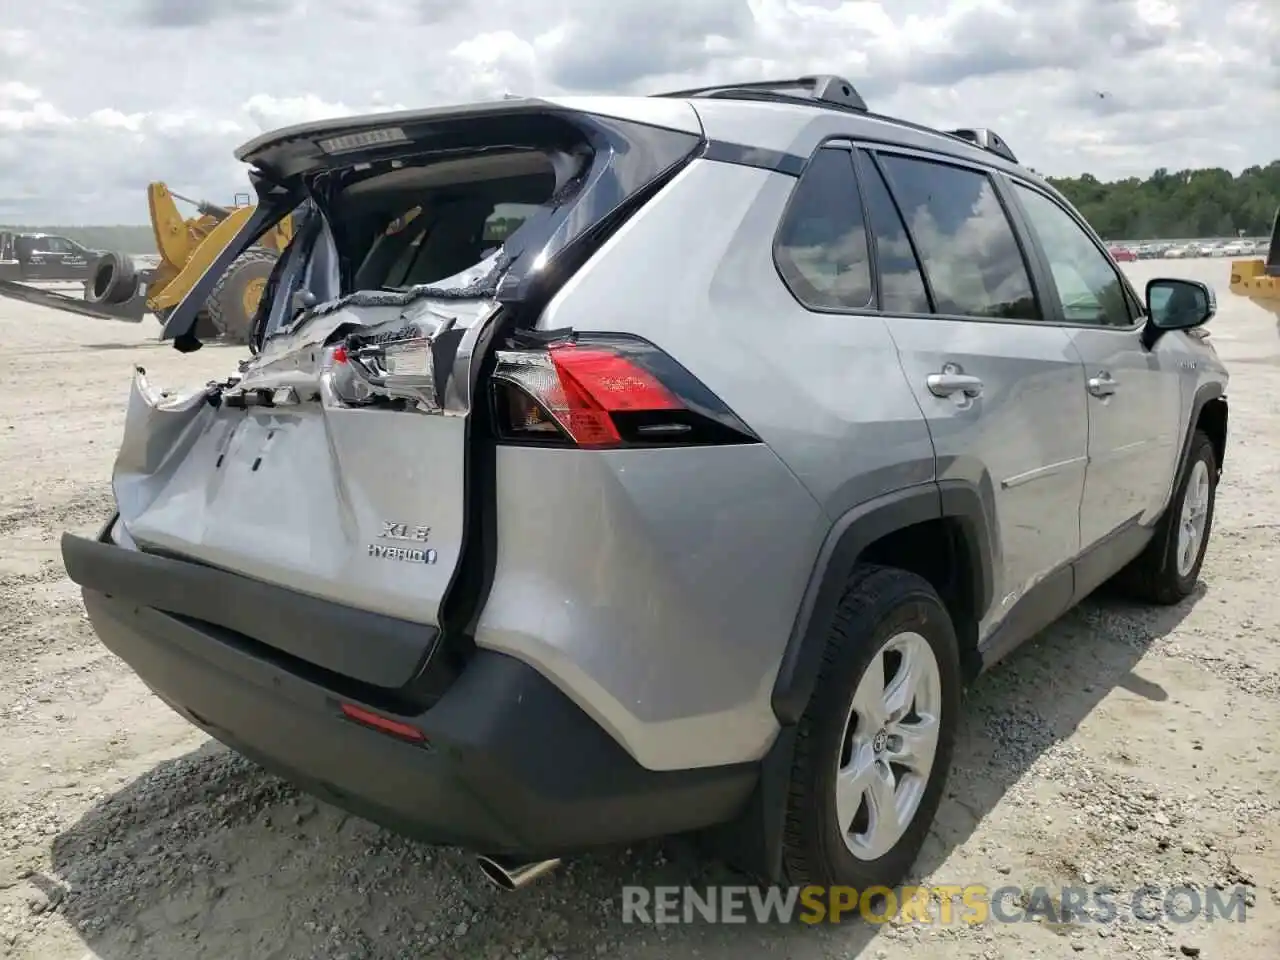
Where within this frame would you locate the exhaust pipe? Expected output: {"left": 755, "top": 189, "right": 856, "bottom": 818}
{"left": 475, "top": 855, "right": 562, "bottom": 891}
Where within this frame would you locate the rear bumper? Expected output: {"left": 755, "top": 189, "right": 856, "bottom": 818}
{"left": 64, "top": 528, "right": 756, "bottom": 858}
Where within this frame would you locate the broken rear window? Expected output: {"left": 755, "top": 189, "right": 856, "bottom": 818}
{"left": 259, "top": 150, "right": 569, "bottom": 339}
{"left": 336, "top": 151, "right": 562, "bottom": 293}
{"left": 371, "top": 200, "right": 544, "bottom": 291}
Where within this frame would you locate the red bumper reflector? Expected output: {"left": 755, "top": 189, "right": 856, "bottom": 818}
{"left": 339, "top": 702, "right": 426, "bottom": 742}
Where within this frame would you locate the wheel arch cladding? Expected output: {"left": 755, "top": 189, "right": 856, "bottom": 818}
{"left": 769, "top": 480, "right": 995, "bottom": 727}
{"left": 1170, "top": 382, "right": 1227, "bottom": 493}
{"left": 1197, "top": 393, "right": 1228, "bottom": 477}
{"left": 711, "top": 481, "right": 995, "bottom": 884}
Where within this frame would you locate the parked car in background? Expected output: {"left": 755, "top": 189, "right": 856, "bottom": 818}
{"left": 1164, "top": 245, "right": 1191, "bottom": 259}
{"left": 1109, "top": 245, "right": 1136, "bottom": 262}
{"left": 1221, "top": 241, "right": 1249, "bottom": 257}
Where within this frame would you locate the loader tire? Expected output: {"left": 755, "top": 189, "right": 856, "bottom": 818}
{"left": 207, "top": 248, "right": 277, "bottom": 345}
{"left": 87, "top": 252, "right": 138, "bottom": 305}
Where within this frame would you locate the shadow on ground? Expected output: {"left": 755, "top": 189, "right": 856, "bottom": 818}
{"left": 39, "top": 585, "right": 1204, "bottom": 959}
{"left": 79, "top": 340, "right": 247, "bottom": 352}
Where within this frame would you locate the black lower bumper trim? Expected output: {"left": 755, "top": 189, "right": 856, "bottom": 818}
{"left": 81, "top": 589, "right": 757, "bottom": 857}
{"left": 61, "top": 529, "right": 435, "bottom": 690}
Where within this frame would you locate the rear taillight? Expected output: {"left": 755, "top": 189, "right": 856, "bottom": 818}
{"left": 490, "top": 335, "right": 758, "bottom": 449}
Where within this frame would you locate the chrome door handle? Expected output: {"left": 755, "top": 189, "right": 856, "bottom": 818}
{"left": 927, "top": 372, "right": 984, "bottom": 398}
{"left": 1087, "top": 373, "right": 1118, "bottom": 397}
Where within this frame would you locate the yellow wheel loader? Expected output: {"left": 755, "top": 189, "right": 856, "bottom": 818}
{"left": 0, "top": 182, "right": 294, "bottom": 346}
{"left": 1229, "top": 205, "right": 1280, "bottom": 322}
{"left": 87, "top": 183, "right": 294, "bottom": 343}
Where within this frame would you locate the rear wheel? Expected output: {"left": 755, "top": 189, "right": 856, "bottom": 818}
{"left": 207, "top": 248, "right": 276, "bottom": 345}
{"left": 781, "top": 565, "right": 962, "bottom": 895}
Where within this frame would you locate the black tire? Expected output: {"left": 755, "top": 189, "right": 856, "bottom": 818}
{"left": 207, "top": 248, "right": 277, "bottom": 345}
{"left": 781, "top": 564, "right": 962, "bottom": 895}
{"left": 86, "top": 252, "right": 138, "bottom": 305}
{"left": 1114, "top": 429, "right": 1218, "bottom": 605}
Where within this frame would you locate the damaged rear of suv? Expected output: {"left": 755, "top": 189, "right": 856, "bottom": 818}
{"left": 61, "top": 77, "right": 1228, "bottom": 896}
{"left": 62, "top": 93, "right": 791, "bottom": 889}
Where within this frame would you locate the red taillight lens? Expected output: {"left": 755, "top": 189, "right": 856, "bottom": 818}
{"left": 550, "top": 345, "right": 682, "bottom": 447}
{"left": 549, "top": 346, "right": 682, "bottom": 412}
{"left": 490, "top": 335, "right": 758, "bottom": 449}
{"left": 493, "top": 344, "right": 682, "bottom": 448}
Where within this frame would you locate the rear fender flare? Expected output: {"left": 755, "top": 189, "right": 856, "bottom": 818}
{"left": 1172, "top": 382, "right": 1227, "bottom": 493}
{"left": 712, "top": 480, "right": 996, "bottom": 883}
{"left": 769, "top": 480, "right": 995, "bottom": 725}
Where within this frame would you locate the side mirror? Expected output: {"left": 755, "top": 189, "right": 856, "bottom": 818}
{"left": 1143, "top": 278, "right": 1216, "bottom": 348}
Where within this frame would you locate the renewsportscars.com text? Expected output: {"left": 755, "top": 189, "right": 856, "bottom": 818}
{"left": 621, "top": 884, "right": 1252, "bottom": 925}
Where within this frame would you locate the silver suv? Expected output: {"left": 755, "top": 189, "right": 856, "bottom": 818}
{"left": 62, "top": 76, "right": 1228, "bottom": 894}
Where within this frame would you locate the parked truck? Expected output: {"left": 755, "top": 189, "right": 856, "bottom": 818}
{"left": 0, "top": 230, "right": 108, "bottom": 283}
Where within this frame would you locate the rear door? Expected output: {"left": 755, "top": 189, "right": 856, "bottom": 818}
{"left": 1005, "top": 180, "right": 1183, "bottom": 549}
{"left": 857, "top": 147, "right": 1090, "bottom": 638}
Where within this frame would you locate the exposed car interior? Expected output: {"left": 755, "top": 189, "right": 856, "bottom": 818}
{"left": 329, "top": 151, "right": 562, "bottom": 291}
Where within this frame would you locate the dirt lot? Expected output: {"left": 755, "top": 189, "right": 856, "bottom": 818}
{"left": 1, "top": 260, "right": 1277, "bottom": 959}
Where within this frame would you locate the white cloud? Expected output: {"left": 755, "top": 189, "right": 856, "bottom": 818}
{"left": 0, "top": 0, "right": 1275, "bottom": 222}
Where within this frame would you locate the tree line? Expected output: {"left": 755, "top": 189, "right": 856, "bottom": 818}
{"left": 1045, "top": 160, "right": 1280, "bottom": 242}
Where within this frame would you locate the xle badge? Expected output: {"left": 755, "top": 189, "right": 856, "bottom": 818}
{"left": 368, "top": 519, "right": 438, "bottom": 565}
{"left": 380, "top": 521, "right": 431, "bottom": 542}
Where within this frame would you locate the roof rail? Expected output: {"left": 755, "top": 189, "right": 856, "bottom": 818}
{"left": 945, "top": 128, "right": 1019, "bottom": 164}
{"left": 653, "top": 75, "right": 868, "bottom": 113}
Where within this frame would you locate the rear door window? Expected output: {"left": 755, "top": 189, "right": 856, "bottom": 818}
{"left": 876, "top": 154, "right": 1041, "bottom": 322}
{"left": 774, "top": 147, "right": 873, "bottom": 311}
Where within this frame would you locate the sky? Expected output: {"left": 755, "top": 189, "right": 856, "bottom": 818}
{"left": 0, "top": 0, "right": 1276, "bottom": 224}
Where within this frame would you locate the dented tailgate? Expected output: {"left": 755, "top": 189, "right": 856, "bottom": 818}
{"left": 67, "top": 95, "right": 707, "bottom": 698}
{"left": 114, "top": 297, "right": 495, "bottom": 644}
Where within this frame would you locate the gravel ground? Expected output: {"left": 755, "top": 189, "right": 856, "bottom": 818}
{"left": 1, "top": 259, "right": 1277, "bottom": 959}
